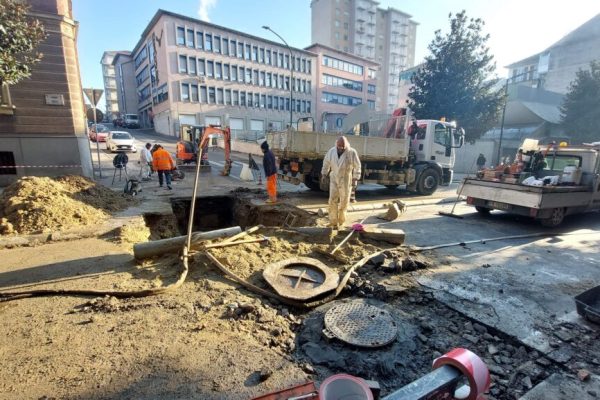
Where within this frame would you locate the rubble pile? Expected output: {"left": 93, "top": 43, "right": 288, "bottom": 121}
{"left": 0, "top": 175, "right": 135, "bottom": 235}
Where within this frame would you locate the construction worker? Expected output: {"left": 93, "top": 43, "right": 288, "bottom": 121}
{"left": 261, "top": 141, "right": 277, "bottom": 203}
{"left": 152, "top": 144, "right": 175, "bottom": 190}
{"left": 321, "top": 136, "right": 361, "bottom": 229}
{"left": 139, "top": 143, "right": 153, "bottom": 180}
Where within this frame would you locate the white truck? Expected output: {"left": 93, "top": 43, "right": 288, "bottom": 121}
{"left": 266, "top": 112, "right": 464, "bottom": 195}
{"left": 460, "top": 144, "right": 600, "bottom": 227}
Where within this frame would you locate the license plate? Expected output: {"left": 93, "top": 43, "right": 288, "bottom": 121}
{"left": 488, "top": 201, "right": 510, "bottom": 210}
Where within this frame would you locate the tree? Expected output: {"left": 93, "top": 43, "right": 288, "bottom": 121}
{"left": 408, "top": 11, "right": 504, "bottom": 140}
{"left": 560, "top": 61, "right": 600, "bottom": 144}
{"left": 0, "top": 0, "right": 46, "bottom": 86}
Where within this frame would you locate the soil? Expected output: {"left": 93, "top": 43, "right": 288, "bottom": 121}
{"left": 0, "top": 176, "right": 136, "bottom": 235}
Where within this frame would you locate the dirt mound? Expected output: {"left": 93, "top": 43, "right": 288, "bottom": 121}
{"left": 0, "top": 175, "right": 136, "bottom": 235}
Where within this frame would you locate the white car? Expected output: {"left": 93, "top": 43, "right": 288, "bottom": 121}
{"left": 105, "top": 131, "right": 137, "bottom": 153}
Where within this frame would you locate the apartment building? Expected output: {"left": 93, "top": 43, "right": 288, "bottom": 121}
{"left": 305, "top": 44, "right": 378, "bottom": 131}
{"left": 0, "top": 0, "right": 92, "bottom": 186}
{"left": 311, "top": 0, "right": 417, "bottom": 113}
{"left": 130, "top": 9, "right": 316, "bottom": 136}
{"left": 112, "top": 52, "right": 138, "bottom": 117}
{"left": 100, "top": 51, "right": 127, "bottom": 120}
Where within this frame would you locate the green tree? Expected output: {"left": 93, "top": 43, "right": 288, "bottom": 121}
{"left": 408, "top": 11, "right": 504, "bottom": 140}
{"left": 560, "top": 61, "right": 600, "bottom": 144}
{"left": 0, "top": 0, "right": 46, "bottom": 86}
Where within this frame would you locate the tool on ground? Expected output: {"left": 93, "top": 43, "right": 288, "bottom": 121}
{"left": 123, "top": 178, "right": 142, "bottom": 196}
{"left": 439, "top": 156, "right": 478, "bottom": 219}
{"left": 220, "top": 225, "right": 262, "bottom": 244}
{"left": 203, "top": 236, "right": 269, "bottom": 249}
{"left": 329, "top": 222, "right": 365, "bottom": 256}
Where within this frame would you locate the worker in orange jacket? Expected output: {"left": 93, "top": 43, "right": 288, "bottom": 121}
{"left": 152, "top": 144, "right": 175, "bottom": 190}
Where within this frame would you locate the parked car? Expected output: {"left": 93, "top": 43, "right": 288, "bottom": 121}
{"left": 124, "top": 114, "right": 140, "bottom": 129}
{"left": 105, "top": 131, "right": 137, "bottom": 153}
{"left": 89, "top": 124, "right": 110, "bottom": 142}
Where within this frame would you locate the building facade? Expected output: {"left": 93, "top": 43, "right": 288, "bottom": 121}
{"left": 112, "top": 52, "right": 138, "bottom": 118}
{"left": 0, "top": 0, "right": 92, "bottom": 186}
{"left": 506, "top": 13, "right": 600, "bottom": 95}
{"left": 100, "top": 51, "right": 123, "bottom": 120}
{"left": 130, "top": 10, "right": 316, "bottom": 137}
{"left": 310, "top": 0, "right": 417, "bottom": 113}
{"left": 305, "top": 44, "right": 378, "bottom": 131}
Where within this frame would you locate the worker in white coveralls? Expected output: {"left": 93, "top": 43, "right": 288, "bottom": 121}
{"left": 321, "top": 136, "right": 361, "bottom": 229}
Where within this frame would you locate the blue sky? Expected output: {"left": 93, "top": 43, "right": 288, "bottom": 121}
{"left": 73, "top": 0, "right": 600, "bottom": 105}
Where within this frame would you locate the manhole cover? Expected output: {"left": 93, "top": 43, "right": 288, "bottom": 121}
{"left": 263, "top": 257, "right": 339, "bottom": 301}
{"left": 324, "top": 301, "right": 398, "bottom": 348}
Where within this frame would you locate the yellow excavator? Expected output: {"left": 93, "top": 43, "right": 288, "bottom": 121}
{"left": 176, "top": 124, "right": 232, "bottom": 175}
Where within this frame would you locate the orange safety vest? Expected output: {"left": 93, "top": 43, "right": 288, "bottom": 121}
{"left": 152, "top": 148, "right": 174, "bottom": 171}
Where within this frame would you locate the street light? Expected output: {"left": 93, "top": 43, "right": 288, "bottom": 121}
{"left": 262, "top": 25, "right": 293, "bottom": 129}
{"left": 497, "top": 70, "right": 536, "bottom": 164}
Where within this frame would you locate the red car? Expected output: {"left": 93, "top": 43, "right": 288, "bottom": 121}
{"left": 89, "top": 124, "right": 110, "bottom": 142}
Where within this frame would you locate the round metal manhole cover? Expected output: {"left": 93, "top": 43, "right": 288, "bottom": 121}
{"left": 324, "top": 302, "right": 398, "bottom": 348}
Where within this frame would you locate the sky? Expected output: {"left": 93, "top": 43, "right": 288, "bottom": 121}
{"left": 73, "top": 0, "right": 600, "bottom": 108}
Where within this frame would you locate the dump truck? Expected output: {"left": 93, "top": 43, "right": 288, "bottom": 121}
{"left": 265, "top": 109, "right": 465, "bottom": 195}
{"left": 459, "top": 142, "right": 600, "bottom": 227}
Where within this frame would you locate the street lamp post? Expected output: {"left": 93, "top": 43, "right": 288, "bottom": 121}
{"left": 496, "top": 70, "right": 535, "bottom": 164}
{"left": 262, "top": 26, "right": 293, "bottom": 129}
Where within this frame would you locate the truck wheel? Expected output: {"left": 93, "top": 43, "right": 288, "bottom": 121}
{"left": 540, "top": 208, "right": 565, "bottom": 227}
{"left": 475, "top": 206, "right": 490, "bottom": 215}
{"left": 417, "top": 168, "right": 440, "bottom": 195}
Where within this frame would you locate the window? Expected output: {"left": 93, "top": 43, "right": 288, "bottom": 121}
{"left": 205, "top": 34, "right": 213, "bottom": 51}
{"left": 196, "top": 32, "right": 203, "bottom": 49}
{"left": 198, "top": 59, "right": 206, "bottom": 76}
{"left": 225, "top": 89, "right": 232, "bottom": 105}
{"left": 278, "top": 53, "right": 283, "bottom": 68}
{"left": 136, "top": 66, "right": 149, "bottom": 85}
{"left": 254, "top": 93, "right": 260, "bottom": 108}
{"left": 284, "top": 54, "right": 289, "bottom": 69}
{"left": 260, "top": 94, "right": 266, "bottom": 108}
{"left": 322, "top": 56, "right": 363, "bottom": 75}
{"left": 266, "top": 73, "right": 271, "bottom": 87}
{"left": 208, "top": 87, "right": 216, "bottom": 103}
{"left": 266, "top": 50, "right": 271, "bottom": 65}
{"left": 231, "top": 65, "right": 238, "bottom": 81}
{"left": 434, "top": 123, "right": 451, "bottom": 147}
{"left": 245, "top": 68, "right": 252, "bottom": 83}
{"left": 240, "top": 91, "right": 246, "bottom": 107}
{"left": 302, "top": 59, "right": 306, "bottom": 73}
{"left": 176, "top": 27, "right": 185, "bottom": 45}
{"left": 134, "top": 46, "right": 147, "bottom": 69}
{"left": 191, "top": 84, "right": 199, "bottom": 102}
{"left": 307, "top": 60, "right": 311, "bottom": 74}
{"left": 259, "top": 71, "right": 265, "bottom": 86}
{"left": 189, "top": 57, "right": 196, "bottom": 74}
{"left": 207, "top": 61, "right": 214, "bottom": 77}
{"left": 307, "top": 101, "right": 311, "bottom": 113}
{"left": 278, "top": 75, "right": 284, "bottom": 89}
{"left": 285, "top": 76, "right": 290, "bottom": 90}
{"left": 368, "top": 100, "right": 375, "bottom": 110}
{"left": 321, "top": 91, "right": 362, "bottom": 106}
{"left": 181, "top": 83, "right": 190, "bottom": 101}
{"left": 296, "top": 100, "right": 301, "bottom": 112}
{"left": 259, "top": 48, "right": 265, "bottom": 63}
{"left": 200, "top": 86, "right": 208, "bottom": 103}
{"left": 214, "top": 36, "right": 221, "bottom": 53}
{"left": 215, "top": 62, "right": 222, "bottom": 79}
{"left": 273, "top": 96, "right": 279, "bottom": 109}
{"left": 247, "top": 92, "right": 253, "bottom": 107}
{"left": 368, "top": 84, "right": 376, "bottom": 94}
{"left": 238, "top": 42, "right": 244, "bottom": 58}
{"left": 223, "top": 64, "right": 230, "bottom": 80}
{"left": 222, "top": 39, "right": 229, "bottom": 55}
{"left": 232, "top": 90, "right": 239, "bottom": 105}
{"left": 178, "top": 55, "right": 188, "bottom": 73}
{"left": 252, "top": 46, "right": 258, "bottom": 61}
{"left": 186, "top": 29, "right": 195, "bottom": 47}
{"left": 285, "top": 98, "right": 290, "bottom": 111}
{"left": 253, "top": 69, "right": 259, "bottom": 85}
{"left": 335, "top": 20, "right": 340, "bottom": 27}
{"left": 230, "top": 40, "right": 236, "bottom": 56}
{"left": 543, "top": 155, "right": 582, "bottom": 171}
{"left": 321, "top": 74, "right": 363, "bottom": 91}
{"left": 245, "top": 44, "right": 251, "bottom": 59}
{"left": 217, "top": 88, "right": 224, "bottom": 104}
{"left": 267, "top": 95, "right": 273, "bottom": 109}
{"left": 280, "top": 96, "right": 285, "bottom": 110}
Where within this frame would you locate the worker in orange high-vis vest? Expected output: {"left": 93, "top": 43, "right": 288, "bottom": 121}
{"left": 261, "top": 141, "right": 277, "bottom": 203}
{"left": 152, "top": 144, "right": 175, "bottom": 190}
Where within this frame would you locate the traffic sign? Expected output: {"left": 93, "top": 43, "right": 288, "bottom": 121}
{"left": 86, "top": 108, "right": 103, "bottom": 122}
{"left": 83, "top": 88, "right": 104, "bottom": 107}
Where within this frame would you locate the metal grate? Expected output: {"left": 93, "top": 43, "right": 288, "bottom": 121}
{"left": 324, "top": 301, "right": 398, "bottom": 348}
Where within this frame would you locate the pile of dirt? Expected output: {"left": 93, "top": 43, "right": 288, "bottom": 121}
{"left": 0, "top": 175, "right": 136, "bottom": 235}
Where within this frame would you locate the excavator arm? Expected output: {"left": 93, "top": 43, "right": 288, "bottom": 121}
{"left": 199, "top": 126, "right": 232, "bottom": 176}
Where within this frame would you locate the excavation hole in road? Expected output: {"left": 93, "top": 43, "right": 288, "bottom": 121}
{"left": 170, "top": 195, "right": 317, "bottom": 233}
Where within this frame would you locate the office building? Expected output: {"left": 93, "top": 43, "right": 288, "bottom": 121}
{"left": 311, "top": 0, "right": 417, "bottom": 113}
{"left": 130, "top": 9, "right": 316, "bottom": 136}
{"left": 305, "top": 43, "right": 378, "bottom": 131}
{"left": 101, "top": 51, "right": 128, "bottom": 120}
{"left": 112, "top": 52, "right": 138, "bottom": 118}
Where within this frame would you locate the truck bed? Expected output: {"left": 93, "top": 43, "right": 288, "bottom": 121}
{"left": 460, "top": 178, "right": 594, "bottom": 209}
{"left": 266, "top": 130, "right": 409, "bottom": 162}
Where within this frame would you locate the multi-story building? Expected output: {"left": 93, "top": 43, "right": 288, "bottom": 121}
{"left": 100, "top": 51, "right": 127, "bottom": 120}
{"left": 305, "top": 44, "right": 378, "bottom": 131}
{"left": 112, "top": 52, "right": 138, "bottom": 119}
{"left": 506, "top": 13, "right": 600, "bottom": 95}
{"left": 0, "top": 0, "right": 92, "bottom": 186}
{"left": 130, "top": 9, "right": 316, "bottom": 137}
{"left": 311, "top": 0, "right": 417, "bottom": 113}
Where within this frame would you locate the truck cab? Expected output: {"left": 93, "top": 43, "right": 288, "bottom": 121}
{"left": 124, "top": 114, "right": 139, "bottom": 129}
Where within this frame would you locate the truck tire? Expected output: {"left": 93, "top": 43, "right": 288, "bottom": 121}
{"left": 475, "top": 206, "right": 490, "bottom": 215}
{"left": 304, "top": 175, "right": 322, "bottom": 191}
{"left": 540, "top": 208, "right": 565, "bottom": 227}
{"left": 417, "top": 168, "right": 440, "bottom": 195}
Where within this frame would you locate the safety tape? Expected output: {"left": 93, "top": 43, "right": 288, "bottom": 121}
{"left": 0, "top": 165, "right": 82, "bottom": 168}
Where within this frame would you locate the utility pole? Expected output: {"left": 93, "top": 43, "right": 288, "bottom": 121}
{"left": 262, "top": 26, "right": 294, "bottom": 129}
